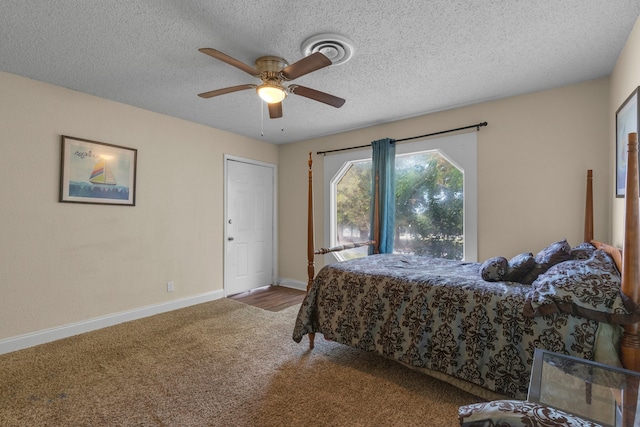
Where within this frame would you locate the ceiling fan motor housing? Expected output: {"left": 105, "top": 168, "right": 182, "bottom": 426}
{"left": 254, "top": 56, "right": 288, "bottom": 102}
{"left": 255, "top": 56, "right": 288, "bottom": 74}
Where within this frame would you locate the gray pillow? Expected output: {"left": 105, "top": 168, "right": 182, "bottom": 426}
{"left": 536, "top": 239, "right": 572, "bottom": 268}
{"left": 520, "top": 239, "right": 572, "bottom": 285}
{"left": 524, "top": 249, "right": 638, "bottom": 324}
{"left": 480, "top": 256, "right": 508, "bottom": 282}
{"left": 571, "top": 242, "right": 596, "bottom": 260}
{"left": 503, "top": 252, "right": 535, "bottom": 282}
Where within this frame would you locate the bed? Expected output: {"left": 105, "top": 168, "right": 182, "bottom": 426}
{"left": 292, "top": 132, "right": 640, "bottom": 403}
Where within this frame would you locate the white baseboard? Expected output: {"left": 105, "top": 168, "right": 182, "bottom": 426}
{"left": 0, "top": 290, "right": 224, "bottom": 355}
{"left": 277, "top": 277, "right": 306, "bottom": 291}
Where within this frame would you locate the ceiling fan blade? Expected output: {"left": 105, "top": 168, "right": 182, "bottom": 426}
{"left": 268, "top": 102, "right": 283, "bottom": 119}
{"left": 199, "top": 48, "right": 259, "bottom": 76}
{"left": 198, "top": 84, "right": 255, "bottom": 99}
{"left": 281, "top": 52, "right": 332, "bottom": 80}
{"left": 289, "top": 85, "right": 346, "bottom": 108}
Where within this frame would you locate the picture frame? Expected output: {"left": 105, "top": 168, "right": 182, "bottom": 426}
{"left": 616, "top": 86, "right": 639, "bottom": 198}
{"left": 59, "top": 135, "right": 137, "bottom": 205}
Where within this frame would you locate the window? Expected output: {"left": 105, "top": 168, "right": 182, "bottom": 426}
{"left": 324, "top": 132, "right": 477, "bottom": 262}
{"left": 332, "top": 159, "right": 372, "bottom": 260}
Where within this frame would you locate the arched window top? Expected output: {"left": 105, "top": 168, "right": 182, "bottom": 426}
{"left": 324, "top": 132, "right": 477, "bottom": 263}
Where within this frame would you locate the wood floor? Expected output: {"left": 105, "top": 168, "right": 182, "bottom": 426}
{"left": 228, "top": 285, "right": 305, "bottom": 312}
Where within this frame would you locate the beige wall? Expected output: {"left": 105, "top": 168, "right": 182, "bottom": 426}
{"left": 278, "top": 78, "right": 610, "bottom": 283}
{"left": 610, "top": 17, "right": 640, "bottom": 247}
{"left": 0, "top": 71, "right": 277, "bottom": 341}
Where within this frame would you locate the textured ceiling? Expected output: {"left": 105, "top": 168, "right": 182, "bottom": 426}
{"left": 1, "top": 1, "right": 639, "bottom": 144}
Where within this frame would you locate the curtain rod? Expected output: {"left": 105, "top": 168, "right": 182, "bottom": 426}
{"left": 316, "top": 121, "right": 488, "bottom": 156}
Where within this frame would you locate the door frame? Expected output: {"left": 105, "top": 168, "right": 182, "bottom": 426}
{"left": 223, "top": 154, "right": 278, "bottom": 297}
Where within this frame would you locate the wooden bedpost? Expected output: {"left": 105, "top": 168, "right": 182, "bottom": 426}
{"left": 584, "top": 169, "right": 593, "bottom": 242}
{"left": 621, "top": 132, "right": 640, "bottom": 372}
{"left": 585, "top": 137, "right": 640, "bottom": 427}
{"left": 304, "top": 152, "right": 376, "bottom": 350}
{"left": 307, "top": 152, "right": 315, "bottom": 349}
{"left": 621, "top": 133, "right": 640, "bottom": 427}
{"left": 307, "top": 152, "right": 315, "bottom": 292}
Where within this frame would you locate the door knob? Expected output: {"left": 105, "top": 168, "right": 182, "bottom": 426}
{"left": 228, "top": 237, "right": 234, "bottom": 241}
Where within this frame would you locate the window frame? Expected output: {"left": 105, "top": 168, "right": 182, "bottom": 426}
{"left": 323, "top": 132, "right": 477, "bottom": 263}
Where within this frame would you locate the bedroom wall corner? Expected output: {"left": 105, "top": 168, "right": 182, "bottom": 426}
{"left": 610, "top": 16, "right": 640, "bottom": 248}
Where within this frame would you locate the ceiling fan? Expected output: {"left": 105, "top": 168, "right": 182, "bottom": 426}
{"left": 197, "top": 48, "right": 346, "bottom": 119}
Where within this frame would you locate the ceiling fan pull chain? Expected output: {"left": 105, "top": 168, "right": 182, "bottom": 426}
{"left": 261, "top": 101, "right": 264, "bottom": 137}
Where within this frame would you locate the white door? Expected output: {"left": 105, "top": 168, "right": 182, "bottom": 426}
{"left": 225, "top": 158, "right": 274, "bottom": 295}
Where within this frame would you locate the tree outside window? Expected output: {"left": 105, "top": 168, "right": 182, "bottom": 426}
{"left": 333, "top": 150, "right": 463, "bottom": 261}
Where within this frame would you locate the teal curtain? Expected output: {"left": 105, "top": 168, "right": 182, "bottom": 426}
{"left": 369, "top": 138, "right": 396, "bottom": 254}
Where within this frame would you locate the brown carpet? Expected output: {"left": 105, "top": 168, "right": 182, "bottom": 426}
{"left": 0, "top": 298, "right": 482, "bottom": 426}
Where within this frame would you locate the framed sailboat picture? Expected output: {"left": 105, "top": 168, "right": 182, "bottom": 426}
{"left": 59, "top": 135, "right": 137, "bottom": 205}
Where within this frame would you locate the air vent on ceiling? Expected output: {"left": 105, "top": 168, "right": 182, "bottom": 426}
{"left": 301, "top": 33, "right": 354, "bottom": 66}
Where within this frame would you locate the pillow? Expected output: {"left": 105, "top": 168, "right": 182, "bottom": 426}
{"left": 459, "top": 400, "right": 593, "bottom": 427}
{"left": 523, "top": 249, "right": 639, "bottom": 324}
{"left": 519, "top": 239, "right": 572, "bottom": 285}
{"left": 570, "top": 242, "right": 596, "bottom": 260}
{"left": 503, "top": 252, "right": 535, "bottom": 282}
{"left": 535, "top": 238, "right": 572, "bottom": 268}
{"left": 480, "top": 256, "right": 507, "bottom": 282}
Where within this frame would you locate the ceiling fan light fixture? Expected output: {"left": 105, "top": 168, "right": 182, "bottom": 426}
{"left": 257, "top": 83, "right": 287, "bottom": 103}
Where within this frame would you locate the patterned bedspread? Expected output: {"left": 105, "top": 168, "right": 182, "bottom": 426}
{"left": 292, "top": 254, "right": 602, "bottom": 400}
